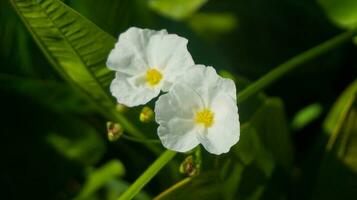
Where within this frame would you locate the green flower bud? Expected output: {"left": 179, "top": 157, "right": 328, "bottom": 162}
{"left": 115, "top": 103, "right": 128, "bottom": 113}
{"left": 106, "top": 121, "right": 123, "bottom": 142}
{"left": 139, "top": 106, "right": 154, "bottom": 123}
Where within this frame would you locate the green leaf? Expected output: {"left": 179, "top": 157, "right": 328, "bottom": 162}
{"left": 77, "top": 160, "right": 125, "bottom": 199}
{"left": 188, "top": 12, "right": 237, "bottom": 39}
{"left": 249, "top": 97, "right": 293, "bottom": 171}
{"left": 317, "top": 0, "right": 357, "bottom": 29}
{"left": 11, "top": 0, "right": 149, "bottom": 141}
{"left": 291, "top": 103, "right": 323, "bottom": 130}
{"left": 149, "top": 0, "right": 207, "bottom": 20}
{"left": 325, "top": 81, "right": 357, "bottom": 169}
{"left": 0, "top": 73, "right": 94, "bottom": 114}
{"left": 324, "top": 79, "right": 357, "bottom": 135}
{"left": 46, "top": 117, "right": 106, "bottom": 165}
{"left": 314, "top": 85, "right": 357, "bottom": 199}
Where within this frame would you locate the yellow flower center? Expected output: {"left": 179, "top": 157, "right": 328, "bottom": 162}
{"left": 146, "top": 68, "right": 163, "bottom": 86}
{"left": 195, "top": 109, "right": 214, "bottom": 128}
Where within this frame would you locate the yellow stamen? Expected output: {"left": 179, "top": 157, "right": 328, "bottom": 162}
{"left": 146, "top": 68, "right": 163, "bottom": 86}
{"left": 195, "top": 109, "right": 214, "bottom": 128}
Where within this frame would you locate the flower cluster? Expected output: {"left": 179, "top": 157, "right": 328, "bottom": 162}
{"left": 107, "top": 27, "right": 240, "bottom": 155}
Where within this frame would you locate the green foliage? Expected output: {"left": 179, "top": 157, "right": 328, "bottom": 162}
{"left": 314, "top": 81, "right": 357, "bottom": 199}
{"left": 0, "top": 73, "right": 94, "bottom": 114}
{"left": 318, "top": 0, "right": 357, "bottom": 28}
{"left": 249, "top": 98, "right": 293, "bottom": 171}
{"left": 10, "top": 0, "right": 155, "bottom": 144}
{"left": 77, "top": 160, "right": 125, "bottom": 199}
{"left": 324, "top": 79, "right": 357, "bottom": 135}
{"left": 11, "top": 0, "right": 116, "bottom": 116}
{"left": 187, "top": 12, "right": 237, "bottom": 39}
{"left": 149, "top": 0, "right": 208, "bottom": 20}
{"left": 46, "top": 118, "right": 105, "bottom": 166}
{"left": 292, "top": 103, "right": 323, "bottom": 130}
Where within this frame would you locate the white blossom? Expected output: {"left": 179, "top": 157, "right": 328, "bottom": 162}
{"left": 155, "top": 65, "right": 240, "bottom": 155}
{"left": 107, "top": 27, "right": 194, "bottom": 107}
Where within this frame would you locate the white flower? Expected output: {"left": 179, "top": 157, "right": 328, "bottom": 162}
{"left": 107, "top": 27, "right": 194, "bottom": 107}
{"left": 155, "top": 65, "right": 240, "bottom": 155}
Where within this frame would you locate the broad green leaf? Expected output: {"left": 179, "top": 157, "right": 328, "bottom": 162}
{"left": 317, "top": 0, "right": 357, "bottom": 29}
{"left": 324, "top": 79, "right": 357, "bottom": 135}
{"left": 46, "top": 117, "right": 106, "bottom": 165}
{"left": 233, "top": 124, "right": 275, "bottom": 176}
{"left": 11, "top": 0, "right": 147, "bottom": 140}
{"left": 250, "top": 97, "right": 293, "bottom": 171}
{"left": 149, "top": 0, "right": 208, "bottom": 20}
{"left": 291, "top": 103, "right": 323, "bottom": 130}
{"left": 313, "top": 88, "right": 357, "bottom": 199}
{"left": 77, "top": 160, "right": 125, "bottom": 199}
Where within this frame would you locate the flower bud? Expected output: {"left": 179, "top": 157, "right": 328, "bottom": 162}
{"left": 139, "top": 106, "right": 154, "bottom": 123}
{"left": 115, "top": 103, "right": 128, "bottom": 113}
{"left": 106, "top": 121, "right": 123, "bottom": 142}
{"left": 179, "top": 155, "right": 198, "bottom": 176}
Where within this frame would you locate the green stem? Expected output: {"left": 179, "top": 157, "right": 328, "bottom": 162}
{"left": 122, "top": 134, "right": 161, "bottom": 144}
{"left": 118, "top": 150, "right": 176, "bottom": 200}
{"left": 238, "top": 28, "right": 357, "bottom": 103}
{"left": 153, "top": 177, "right": 192, "bottom": 200}
{"left": 117, "top": 28, "right": 357, "bottom": 200}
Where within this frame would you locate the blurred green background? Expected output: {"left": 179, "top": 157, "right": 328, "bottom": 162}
{"left": 1, "top": 0, "right": 357, "bottom": 199}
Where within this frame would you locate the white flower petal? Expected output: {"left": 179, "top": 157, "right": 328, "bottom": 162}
{"left": 146, "top": 34, "right": 194, "bottom": 91}
{"left": 155, "top": 83, "right": 203, "bottom": 121}
{"left": 110, "top": 72, "right": 160, "bottom": 107}
{"left": 175, "top": 65, "right": 235, "bottom": 106}
{"left": 158, "top": 118, "right": 201, "bottom": 153}
{"left": 107, "top": 27, "right": 168, "bottom": 75}
{"left": 155, "top": 84, "right": 204, "bottom": 152}
{"left": 197, "top": 95, "right": 240, "bottom": 155}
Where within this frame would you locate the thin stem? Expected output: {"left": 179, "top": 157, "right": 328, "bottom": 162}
{"left": 122, "top": 134, "right": 161, "bottom": 144}
{"left": 118, "top": 150, "right": 176, "bottom": 200}
{"left": 238, "top": 28, "right": 357, "bottom": 103}
{"left": 117, "top": 28, "right": 357, "bottom": 200}
{"left": 153, "top": 177, "right": 192, "bottom": 200}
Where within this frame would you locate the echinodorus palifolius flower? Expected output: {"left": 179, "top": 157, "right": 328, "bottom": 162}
{"left": 107, "top": 27, "right": 194, "bottom": 107}
{"left": 155, "top": 65, "right": 240, "bottom": 155}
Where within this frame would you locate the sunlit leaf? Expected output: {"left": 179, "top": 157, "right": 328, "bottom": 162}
{"left": 317, "top": 0, "right": 357, "bottom": 29}
{"left": 11, "top": 0, "right": 152, "bottom": 142}
{"left": 324, "top": 79, "right": 357, "bottom": 135}
{"left": 149, "top": 0, "right": 207, "bottom": 20}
